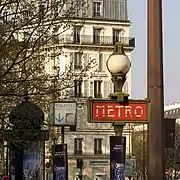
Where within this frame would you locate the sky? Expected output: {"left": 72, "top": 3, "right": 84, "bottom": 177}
{"left": 128, "top": 0, "right": 180, "bottom": 105}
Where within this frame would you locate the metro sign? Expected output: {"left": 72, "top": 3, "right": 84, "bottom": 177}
{"left": 87, "top": 99, "right": 150, "bottom": 123}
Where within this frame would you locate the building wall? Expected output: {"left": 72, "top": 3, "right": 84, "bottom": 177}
{"left": 42, "top": 0, "right": 134, "bottom": 179}
{"left": 43, "top": 17, "right": 134, "bottom": 180}
{"left": 87, "top": 0, "right": 128, "bottom": 20}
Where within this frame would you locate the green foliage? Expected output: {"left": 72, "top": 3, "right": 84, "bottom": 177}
{"left": 0, "top": 0, "right": 95, "bottom": 173}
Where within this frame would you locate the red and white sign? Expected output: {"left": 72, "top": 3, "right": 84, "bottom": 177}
{"left": 88, "top": 99, "right": 150, "bottom": 123}
{"left": 2, "top": 176, "right": 9, "bottom": 180}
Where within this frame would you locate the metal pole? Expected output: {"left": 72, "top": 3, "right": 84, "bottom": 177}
{"left": 61, "top": 126, "right": 64, "bottom": 144}
{"left": 142, "top": 124, "right": 145, "bottom": 180}
{"left": 79, "top": 167, "right": 83, "bottom": 180}
{"left": 129, "top": 123, "right": 131, "bottom": 157}
{"left": 147, "top": 0, "right": 164, "bottom": 180}
{"left": 5, "top": 143, "right": 8, "bottom": 176}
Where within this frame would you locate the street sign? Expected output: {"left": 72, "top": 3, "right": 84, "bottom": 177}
{"left": 87, "top": 99, "right": 150, "bottom": 123}
{"left": 50, "top": 101, "right": 77, "bottom": 126}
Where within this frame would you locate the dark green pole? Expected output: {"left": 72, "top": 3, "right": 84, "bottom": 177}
{"left": 61, "top": 126, "right": 64, "bottom": 144}
{"left": 5, "top": 143, "right": 8, "bottom": 176}
{"left": 109, "top": 43, "right": 129, "bottom": 135}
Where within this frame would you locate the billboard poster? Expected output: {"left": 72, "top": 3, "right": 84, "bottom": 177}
{"left": 110, "top": 136, "right": 126, "bottom": 180}
{"left": 9, "top": 145, "right": 16, "bottom": 180}
{"left": 23, "top": 142, "right": 41, "bottom": 180}
{"left": 52, "top": 144, "right": 68, "bottom": 180}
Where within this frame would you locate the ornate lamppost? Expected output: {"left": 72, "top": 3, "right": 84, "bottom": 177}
{"left": 106, "top": 42, "right": 131, "bottom": 136}
{"left": 87, "top": 42, "right": 150, "bottom": 180}
{"left": 106, "top": 43, "right": 131, "bottom": 180}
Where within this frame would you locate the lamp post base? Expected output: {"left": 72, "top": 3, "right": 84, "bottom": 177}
{"left": 113, "top": 123, "right": 125, "bottom": 136}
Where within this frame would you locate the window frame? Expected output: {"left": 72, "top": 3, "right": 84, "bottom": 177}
{"left": 74, "top": 52, "right": 82, "bottom": 70}
{"left": 94, "top": 80, "right": 102, "bottom": 98}
{"left": 93, "top": 0, "right": 103, "bottom": 17}
{"left": 74, "top": 138, "right": 83, "bottom": 154}
{"left": 74, "top": 80, "right": 83, "bottom": 97}
{"left": 73, "top": 26, "right": 81, "bottom": 43}
{"left": 94, "top": 138, "right": 103, "bottom": 155}
{"left": 113, "top": 29, "right": 121, "bottom": 45}
{"left": 93, "top": 28, "right": 101, "bottom": 44}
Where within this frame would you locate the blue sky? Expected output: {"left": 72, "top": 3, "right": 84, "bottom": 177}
{"left": 128, "top": 0, "right": 180, "bottom": 105}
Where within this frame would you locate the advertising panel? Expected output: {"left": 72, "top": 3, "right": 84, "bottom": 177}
{"left": 110, "top": 136, "right": 126, "bottom": 180}
{"left": 9, "top": 144, "right": 15, "bottom": 180}
{"left": 23, "top": 142, "right": 41, "bottom": 180}
{"left": 52, "top": 144, "right": 68, "bottom": 180}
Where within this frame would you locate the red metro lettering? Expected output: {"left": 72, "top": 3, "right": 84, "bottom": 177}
{"left": 93, "top": 102, "right": 147, "bottom": 121}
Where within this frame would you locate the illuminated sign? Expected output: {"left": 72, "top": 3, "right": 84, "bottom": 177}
{"left": 87, "top": 99, "right": 150, "bottom": 123}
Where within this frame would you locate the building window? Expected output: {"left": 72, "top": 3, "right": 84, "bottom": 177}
{"left": 74, "top": 52, "right": 82, "bottom": 70}
{"left": 74, "top": 138, "right": 83, "bottom": 154}
{"left": 74, "top": 80, "right": 82, "bottom": 97}
{"left": 73, "top": 27, "right": 81, "bottom": 43}
{"left": 93, "top": 1, "right": 102, "bottom": 17}
{"left": 94, "top": 138, "right": 102, "bottom": 154}
{"left": 94, "top": 80, "right": 102, "bottom": 98}
{"left": 93, "top": 28, "right": 101, "bottom": 44}
{"left": 113, "top": 29, "right": 121, "bottom": 44}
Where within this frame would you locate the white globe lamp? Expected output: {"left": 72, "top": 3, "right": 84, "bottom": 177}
{"left": 106, "top": 43, "right": 131, "bottom": 75}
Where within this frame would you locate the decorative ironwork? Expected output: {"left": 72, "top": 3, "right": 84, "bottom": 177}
{"left": 56, "top": 34, "right": 135, "bottom": 47}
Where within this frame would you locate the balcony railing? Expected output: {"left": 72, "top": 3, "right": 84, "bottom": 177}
{"left": 56, "top": 34, "right": 135, "bottom": 47}
{"left": 94, "top": 150, "right": 103, "bottom": 155}
{"left": 94, "top": 93, "right": 102, "bottom": 98}
{"left": 74, "top": 150, "right": 83, "bottom": 155}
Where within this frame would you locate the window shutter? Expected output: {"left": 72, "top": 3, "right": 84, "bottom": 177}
{"left": 104, "top": 81, "right": 109, "bottom": 98}
{"left": 94, "top": 139, "right": 97, "bottom": 153}
{"left": 70, "top": 52, "right": 74, "bottom": 70}
{"left": 90, "top": 81, "right": 94, "bottom": 97}
{"left": 79, "top": 139, "right": 82, "bottom": 151}
{"left": 98, "top": 139, "right": 102, "bottom": 151}
{"left": 83, "top": 53, "right": 89, "bottom": 68}
{"left": 84, "top": 80, "right": 89, "bottom": 97}
{"left": 99, "top": 53, "right": 103, "bottom": 72}
{"left": 74, "top": 138, "right": 77, "bottom": 152}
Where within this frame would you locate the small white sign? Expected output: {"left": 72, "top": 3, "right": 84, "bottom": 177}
{"left": 50, "top": 101, "right": 77, "bottom": 125}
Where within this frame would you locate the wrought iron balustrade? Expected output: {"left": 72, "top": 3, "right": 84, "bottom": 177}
{"left": 58, "top": 34, "right": 135, "bottom": 47}
{"left": 94, "top": 150, "right": 103, "bottom": 155}
{"left": 94, "top": 93, "right": 102, "bottom": 98}
{"left": 74, "top": 150, "right": 83, "bottom": 155}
